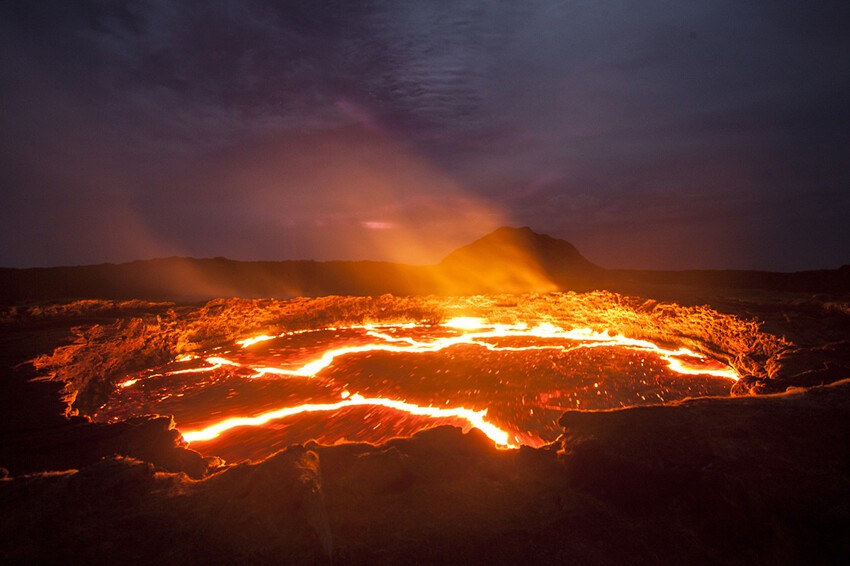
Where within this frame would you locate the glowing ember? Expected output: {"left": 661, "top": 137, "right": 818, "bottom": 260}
{"left": 236, "top": 335, "right": 276, "bottom": 348}
{"left": 96, "top": 317, "right": 738, "bottom": 460}
{"left": 444, "top": 316, "right": 487, "bottom": 330}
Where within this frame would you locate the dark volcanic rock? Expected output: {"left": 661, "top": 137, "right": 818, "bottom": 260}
{"left": 0, "top": 447, "right": 331, "bottom": 564}
{"left": 0, "top": 414, "right": 214, "bottom": 479}
{"left": 764, "top": 341, "right": 850, "bottom": 389}
{"left": 1, "top": 384, "right": 849, "bottom": 564}
{"left": 557, "top": 381, "right": 850, "bottom": 564}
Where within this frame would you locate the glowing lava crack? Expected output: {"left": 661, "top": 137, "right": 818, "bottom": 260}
{"left": 105, "top": 317, "right": 738, "bottom": 456}
{"left": 182, "top": 394, "right": 514, "bottom": 447}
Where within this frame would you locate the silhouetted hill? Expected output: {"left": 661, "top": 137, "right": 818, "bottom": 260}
{"left": 0, "top": 227, "right": 847, "bottom": 304}
{"left": 439, "top": 226, "right": 603, "bottom": 293}
{"left": 442, "top": 227, "right": 599, "bottom": 270}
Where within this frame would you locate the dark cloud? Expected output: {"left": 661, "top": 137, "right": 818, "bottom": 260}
{"left": 1, "top": 0, "right": 848, "bottom": 269}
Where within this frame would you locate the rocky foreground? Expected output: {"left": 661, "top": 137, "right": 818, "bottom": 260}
{"left": 2, "top": 384, "right": 848, "bottom": 564}
{"left": 1, "top": 292, "right": 849, "bottom": 564}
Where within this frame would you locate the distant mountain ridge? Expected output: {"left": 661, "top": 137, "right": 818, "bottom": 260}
{"left": 1, "top": 227, "right": 847, "bottom": 304}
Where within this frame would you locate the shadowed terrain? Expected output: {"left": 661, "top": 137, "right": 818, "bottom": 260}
{"left": 2, "top": 227, "right": 848, "bottom": 303}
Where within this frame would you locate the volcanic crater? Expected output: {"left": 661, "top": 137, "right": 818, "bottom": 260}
{"left": 52, "top": 293, "right": 766, "bottom": 463}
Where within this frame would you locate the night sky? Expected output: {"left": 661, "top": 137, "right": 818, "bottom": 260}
{"left": 2, "top": 1, "right": 848, "bottom": 271}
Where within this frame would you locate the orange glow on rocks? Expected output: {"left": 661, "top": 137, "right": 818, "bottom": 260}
{"left": 101, "top": 316, "right": 738, "bottom": 458}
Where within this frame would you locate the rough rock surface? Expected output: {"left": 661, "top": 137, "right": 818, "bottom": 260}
{"left": 0, "top": 415, "right": 214, "bottom": 480}
{"left": 1, "top": 292, "right": 849, "bottom": 563}
{"left": 2, "top": 382, "right": 848, "bottom": 564}
{"left": 1, "top": 448, "right": 330, "bottom": 564}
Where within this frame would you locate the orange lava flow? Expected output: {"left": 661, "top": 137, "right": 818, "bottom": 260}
{"left": 173, "top": 318, "right": 738, "bottom": 381}
{"left": 169, "top": 317, "right": 737, "bottom": 449}
{"left": 181, "top": 393, "right": 514, "bottom": 447}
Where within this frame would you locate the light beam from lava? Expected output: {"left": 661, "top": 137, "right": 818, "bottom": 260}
{"left": 166, "top": 317, "right": 738, "bottom": 449}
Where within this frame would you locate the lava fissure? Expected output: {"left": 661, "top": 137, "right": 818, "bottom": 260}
{"left": 102, "top": 317, "right": 738, "bottom": 456}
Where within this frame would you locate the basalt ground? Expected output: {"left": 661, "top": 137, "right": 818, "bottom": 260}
{"left": 1, "top": 290, "right": 849, "bottom": 564}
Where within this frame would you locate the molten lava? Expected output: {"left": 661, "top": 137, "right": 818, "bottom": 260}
{"left": 182, "top": 394, "right": 512, "bottom": 447}
{"left": 94, "top": 317, "right": 738, "bottom": 461}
